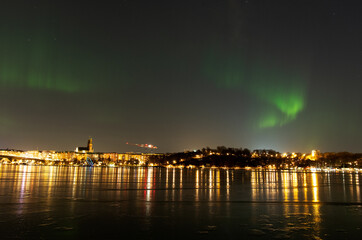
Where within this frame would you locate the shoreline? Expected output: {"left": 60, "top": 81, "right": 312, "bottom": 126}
{"left": 1, "top": 162, "right": 361, "bottom": 173}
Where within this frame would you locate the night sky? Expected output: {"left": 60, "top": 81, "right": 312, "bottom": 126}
{"left": 1, "top": 0, "right": 361, "bottom": 153}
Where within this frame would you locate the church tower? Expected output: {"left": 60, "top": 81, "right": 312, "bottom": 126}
{"left": 88, "top": 138, "right": 94, "bottom": 153}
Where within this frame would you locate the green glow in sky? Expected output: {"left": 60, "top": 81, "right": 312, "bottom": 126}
{"left": 0, "top": 34, "right": 93, "bottom": 93}
{"left": 258, "top": 112, "right": 278, "bottom": 129}
{"left": 204, "top": 51, "right": 307, "bottom": 128}
{"left": 253, "top": 67, "right": 306, "bottom": 128}
{"left": 0, "top": 67, "right": 81, "bottom": 93}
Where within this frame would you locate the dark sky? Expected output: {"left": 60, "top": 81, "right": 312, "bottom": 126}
{"left": 0, "top": 0, "right": 361, "bottom": 153}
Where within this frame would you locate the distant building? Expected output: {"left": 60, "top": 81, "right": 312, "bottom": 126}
{"left": 75, "top": 138, "right": 94, "bottom": 153}
{"left": 306, "top": 149, "right": 320, "bottom": 161}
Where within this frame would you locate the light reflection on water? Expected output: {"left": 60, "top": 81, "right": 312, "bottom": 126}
{"left": 1, "top": 165, "right": 361, "bottom": 205}
{"left": 0, "top": 165, "right": 361, "bottom": 239}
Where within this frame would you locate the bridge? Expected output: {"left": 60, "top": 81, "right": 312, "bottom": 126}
{"left": 0, "top": 154, "right": 94, "bottom": 166}
{"left": 0, "top": 154, "right": 55, "bottom": 161}
{"left": 0, "top": 154, "right": 61, "bottom": 165}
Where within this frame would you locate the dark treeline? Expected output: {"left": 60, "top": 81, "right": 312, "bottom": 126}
{"left": 148, "top": 147, "right": 362, "bottom": 169}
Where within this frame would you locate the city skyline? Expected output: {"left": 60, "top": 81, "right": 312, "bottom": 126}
{"left": 1, "top": 1, "right": 361, "bottom": 153}
{"left": 0, "top": 137, "right": 357, "bottom": 157}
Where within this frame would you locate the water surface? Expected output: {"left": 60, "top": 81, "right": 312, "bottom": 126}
{"left": 0, "top": 165, "right": 361, "bottom": 239}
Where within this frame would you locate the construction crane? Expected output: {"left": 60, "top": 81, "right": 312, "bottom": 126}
{"left": 126, "top": 142, "right": 158, "bottom": 149}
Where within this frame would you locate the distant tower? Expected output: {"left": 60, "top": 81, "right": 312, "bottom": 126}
{"left": 88, "top": 138, "right": 94, "bottom": 153}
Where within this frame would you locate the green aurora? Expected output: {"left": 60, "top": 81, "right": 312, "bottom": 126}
{"left": 204, "top": 51, "right": 307, "bottom": 129}
{"left": 0, "top": 32, "right": 96, "bottom": 93}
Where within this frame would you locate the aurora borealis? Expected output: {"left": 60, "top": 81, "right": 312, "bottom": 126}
{"left": 204, "top": 49, "right": 307, "bottom": 128}
{"left": 0, "top": 0, "right": 361, "bottom": 153}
